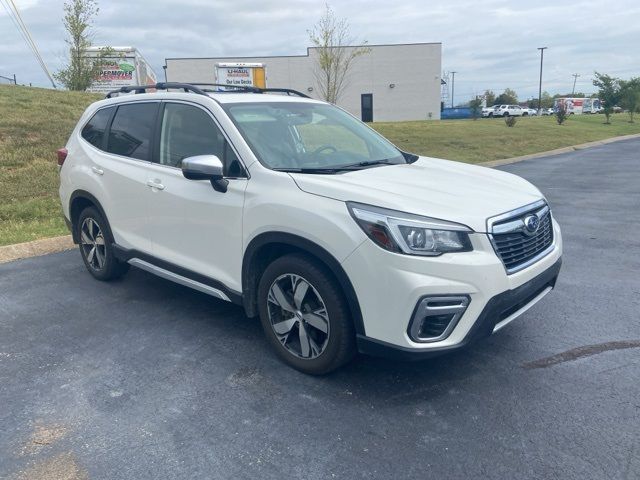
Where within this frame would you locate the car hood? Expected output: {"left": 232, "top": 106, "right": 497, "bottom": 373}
{"left": 289, "top": 156, "right": 544, "bottom": 233}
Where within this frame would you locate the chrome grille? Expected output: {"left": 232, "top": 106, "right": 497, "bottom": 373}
{"left": 488, "top": 201, "right": 554, "bottom": 274}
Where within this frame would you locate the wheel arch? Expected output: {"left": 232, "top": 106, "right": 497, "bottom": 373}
{"left": 69, "top": 190, "right": 109, "bottom": 244}
{"left": 242, "top": 232, "right": 365, "bottom": 335}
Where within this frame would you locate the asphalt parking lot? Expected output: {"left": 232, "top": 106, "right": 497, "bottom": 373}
{"left": 1, "top": 139, "right": 639, "bottom": 480}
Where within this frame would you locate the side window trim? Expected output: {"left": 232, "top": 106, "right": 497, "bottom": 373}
{"left": 100, "top": 106, "right": 117, "bottom": 151}
{"left": 154, "top": 100, "right": 248, "bottom": 178}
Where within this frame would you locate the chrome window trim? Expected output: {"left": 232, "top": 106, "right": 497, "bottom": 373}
{"left": 486, "top": 199, "right": 555, "bottom": 275}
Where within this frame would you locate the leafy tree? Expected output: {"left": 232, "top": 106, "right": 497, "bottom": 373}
{"left": 54, "top": 0, "right": 111, "bottom": 91}
{"left": 619, "top": 77, "right": 640, "bottom": 123}
{"left": 527, "top": 91, "right": 553, "bottom": 110}
{"left": 593, "top": 72, "right": 621, "bottom": 124}
{"left": 494, "top": 88, "right": 518, "bottom": 105}
{"left": 469, "top": 97, "right": 482, "bottom": 120}
{"left": 308, "top": 4, "right": 371, "bottom": 104}
{"left": 483, "top": 89, "right": 496, "bottom": 107}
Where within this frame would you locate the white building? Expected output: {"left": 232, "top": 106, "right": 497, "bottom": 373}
{"left": 165, "top": 43, "right": 442, "bottom": 122}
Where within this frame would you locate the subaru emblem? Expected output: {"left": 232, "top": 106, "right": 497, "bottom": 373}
{"left": 523, "top": 214, "right": 539, "bottom": 234}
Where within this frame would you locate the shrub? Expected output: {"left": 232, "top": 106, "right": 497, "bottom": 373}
{"left": 555, "top": 105, "right": 567, "bottom": 125}
{"left": 505, "top": 115, "right": 517, "bottom": 127}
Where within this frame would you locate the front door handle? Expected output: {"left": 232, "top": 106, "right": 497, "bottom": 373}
{"left": 146, "top": 180, "right": 165, "bottom": 191}
{"left": 91, "top": 166, "right": 104, "bottom": 175}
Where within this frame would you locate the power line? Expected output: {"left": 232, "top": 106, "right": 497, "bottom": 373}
{"left": 0, "top": 0, "right": 56, "bottom": 87}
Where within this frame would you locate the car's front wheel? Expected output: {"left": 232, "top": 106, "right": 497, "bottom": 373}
{"left": 257, "top": 254, "right": 356, "bottom": 374}
{"left": 77, "top": 206, "right": 129, "bottom": 281}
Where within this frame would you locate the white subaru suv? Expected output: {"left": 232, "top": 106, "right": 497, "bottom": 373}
{"left": 58, "top": 82, "right": 562, "bottom": 374}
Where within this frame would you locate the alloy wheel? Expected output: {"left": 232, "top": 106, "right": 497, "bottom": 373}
{"left": 80, "top": 217, "right": 106, "bottom": 271}
{"left": 266, "top": 274, "right": 330, "bottom": 360}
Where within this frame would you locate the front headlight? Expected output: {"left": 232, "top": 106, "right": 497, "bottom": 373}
{"left": 347, "top": 202, "right": 473, "bottom": 256}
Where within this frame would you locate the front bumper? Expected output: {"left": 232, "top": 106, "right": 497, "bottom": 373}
{"left": 341, "top": 217, "right": 563, "bottom": 355}
{"left": 356, "top": 257, "right": 561, "bottom": 360}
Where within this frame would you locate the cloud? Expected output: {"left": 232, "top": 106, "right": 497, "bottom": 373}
{"left": 1, "top": 0, "right": 638, "bottom": 101}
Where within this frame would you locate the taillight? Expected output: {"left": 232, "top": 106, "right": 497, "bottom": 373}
{"left": 57, "top": 148, "right": 68, "bottom": 166}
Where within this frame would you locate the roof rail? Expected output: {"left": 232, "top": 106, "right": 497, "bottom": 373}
{"left": 105, "top": 82, "right": 208, "bottom": 98}
{"left": 193, "top": 84, "right": 310, "bottom": 98}
{"left": 105, "top": 82, "right": 310, "bottom": 99}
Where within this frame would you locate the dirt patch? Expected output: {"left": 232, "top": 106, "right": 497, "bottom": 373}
{"left": 0, "top": 235, "right": 74, "bottom": 264}
{"left": 12, "top": 452, "right": 88, "bottom": 480}
{"left": 20, "top": 424, "right": 69, "bottom": 456}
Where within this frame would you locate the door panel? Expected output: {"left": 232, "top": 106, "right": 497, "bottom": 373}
{"left": 144, "top": 164, "right": 247, "bottom": 291}
{"left": 145, "top": 102, "right": 247, "bottom": 292}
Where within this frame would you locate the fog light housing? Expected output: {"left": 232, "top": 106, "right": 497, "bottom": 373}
{"left": 408, "top": 295, "right": 470, "bottom": 343}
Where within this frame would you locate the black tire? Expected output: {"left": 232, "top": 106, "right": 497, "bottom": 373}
{"left": 522, "top": 112, "right": 528, "bottom": 116}
{"left": 77, "top": 206, "right": 129, "bottom": 281}
{"left": 257, "top": 254, "right": 356, "bottom": 374}
{"left": 503, "top": 112, "right": 509, "bottom": 117}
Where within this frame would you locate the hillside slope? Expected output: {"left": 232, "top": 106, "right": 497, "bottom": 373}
{"left": 0, "top": 85, "right": 100, "bottom": 245}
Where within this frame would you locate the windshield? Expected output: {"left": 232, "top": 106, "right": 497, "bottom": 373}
{"left": 223, "top": 102, "right": 406, "bottom": 171}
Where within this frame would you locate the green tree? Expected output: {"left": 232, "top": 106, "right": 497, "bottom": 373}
{"left": 483, "top": 89, "right": 496, "bottom": 107}
{"left": 593, "top": 72, "right": 621, "bottom": 124}
{"left": 528, "top": 91, "right": 553, "bottom": 109}
{"left": 494, "top": 88, "right": 518, "bottom": 105}
{"left": 54, "top": 0, "right": 111, "bottom": 91}
{"left": 619, "top": 77, "right": 640, "bottom": 123}
{"left": 469, "top": 97, "right": 482, "bottom": 119}
{"left": 308, "top": 4, "right": 370, "bottom": 104}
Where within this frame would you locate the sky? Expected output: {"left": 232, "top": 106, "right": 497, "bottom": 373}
{"left": 1, "top": 0, "right": 639, "bottom": 102}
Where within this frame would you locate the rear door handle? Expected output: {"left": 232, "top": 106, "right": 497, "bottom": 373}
{"left": 146, "top": 180, "right": 165, "bottom": 191}
{"left": 91, "top": 166, "right": 104, "bottom": 175}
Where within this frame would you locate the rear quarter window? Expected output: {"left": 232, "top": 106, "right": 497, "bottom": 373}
{"left": 81, "top": 107, "right": 114, "bottom": 149}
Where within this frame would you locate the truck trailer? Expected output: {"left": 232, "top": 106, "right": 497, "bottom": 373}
{"left": 85, "top": 46, "right": 157, "bottom": 94}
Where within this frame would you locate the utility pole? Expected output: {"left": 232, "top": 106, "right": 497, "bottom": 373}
{"left": 537, "top": 47, "right": 547, "bottom": 112}
{"left": 450, "top": 71, "right": 457, "bottom": 108}
{"left": 571, "top": 73, "right": 580, "bottom": 95}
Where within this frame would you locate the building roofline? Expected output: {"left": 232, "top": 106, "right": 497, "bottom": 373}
{"left": 165, "top": 42, "right": 442, "bottom": 62}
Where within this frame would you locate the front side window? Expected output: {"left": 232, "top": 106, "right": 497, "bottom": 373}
{"left": 224, "top": 102, "right": 405, "bottom": 172}
{"left": 81, "top": 107, "right": 114, "bottom": 149}
{"left": 106, "top": 103, "right": 158, "bottom": 160}
{"left": 158, "top": 103, "right": 243, "bottom": 176}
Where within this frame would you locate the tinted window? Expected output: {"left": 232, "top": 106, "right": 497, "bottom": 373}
{"left": 159, "top": 103, "right": 242, "bottom": 175}
{"left": 106, "top": 103, "right": 158, "bottom": 160}
{"left": 81, "top": 107, "right": 113, "bottom": 149}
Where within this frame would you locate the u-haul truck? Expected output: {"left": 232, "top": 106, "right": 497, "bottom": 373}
{"left": 553, "top": 97, "right": 585, "bottom": 115}
{"left": 85, "top": 46, "right": 157, "bottom": 93}
{"left": 215, "top": 63, "right": 266, "bottom": 90}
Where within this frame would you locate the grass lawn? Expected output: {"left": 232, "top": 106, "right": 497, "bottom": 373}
{"left": 1, "top": 83, "right": 639, "bottom": 246}
{"left": 372, "top": 114, "right": 640, "bottom": 163}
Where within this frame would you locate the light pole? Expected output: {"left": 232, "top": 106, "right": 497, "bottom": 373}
{"left": 537, "top": 47, "right": 547, "bottom": 112}
{"left": 571, "top": 73, "right": 580, "bottom": 95}
{"left": 450, "top": 71, "right": 457, "bottom": 108}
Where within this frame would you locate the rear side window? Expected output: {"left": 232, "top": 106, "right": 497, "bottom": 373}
{"left": 106, "top": 103, "right": 158, "bottom": 160}
{"left": 81, "top": 107, "right": 113, "bottom": 149}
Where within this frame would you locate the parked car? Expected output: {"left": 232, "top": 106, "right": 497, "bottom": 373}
{"left": 522, "top": 108, "right": 537, "bottom": 116}
{"left": 482, "top": 106, "right": 496, "bottom": 118}
{"left": 493, "top": 105, "right": 524, "bottom": 117}
{"left": 540, "top": 108, "right": 554, "bottom": 116}
{"left": 58, "top": 82, "right": 563, "bottom": 374}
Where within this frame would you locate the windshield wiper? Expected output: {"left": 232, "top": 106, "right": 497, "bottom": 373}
{"left": 272, "top": 167, "right": 351, "bottom": 174}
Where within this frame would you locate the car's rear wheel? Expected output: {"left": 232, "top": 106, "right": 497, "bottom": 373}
{"left": 503, "top": 112, "right": 509, "bottom": 117}
{"left": 257, "top": 254, "right": 356, "bottom": 374}
{"left": 77, "top": 206, "right": 129, "bottom": 281}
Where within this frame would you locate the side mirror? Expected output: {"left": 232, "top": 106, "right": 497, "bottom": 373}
{"left": 181, "top": 155, "right": 228, "bottom": 193}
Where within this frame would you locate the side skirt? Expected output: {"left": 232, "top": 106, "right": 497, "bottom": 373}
{"left": 113, "top": 245, "right": 243, "bottom": 306}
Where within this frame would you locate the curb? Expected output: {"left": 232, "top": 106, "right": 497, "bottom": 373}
{"left": 2, "top": 133, "right": 639, "bottom": 265}
{"left": 482, "top": 132, "right": 640, "bottom": 168}
{"left": 0, "top": 235, "right": 75, "bottom": 265}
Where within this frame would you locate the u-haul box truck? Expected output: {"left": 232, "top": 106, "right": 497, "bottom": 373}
{"left": 86, "top": 46, "right": 157, "bottom": 94}
{"left": 554, "top": 97, "right": 585, "bottom": 115}
{"left": 215, "top": 63, "right": 266, "bottom": 90}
